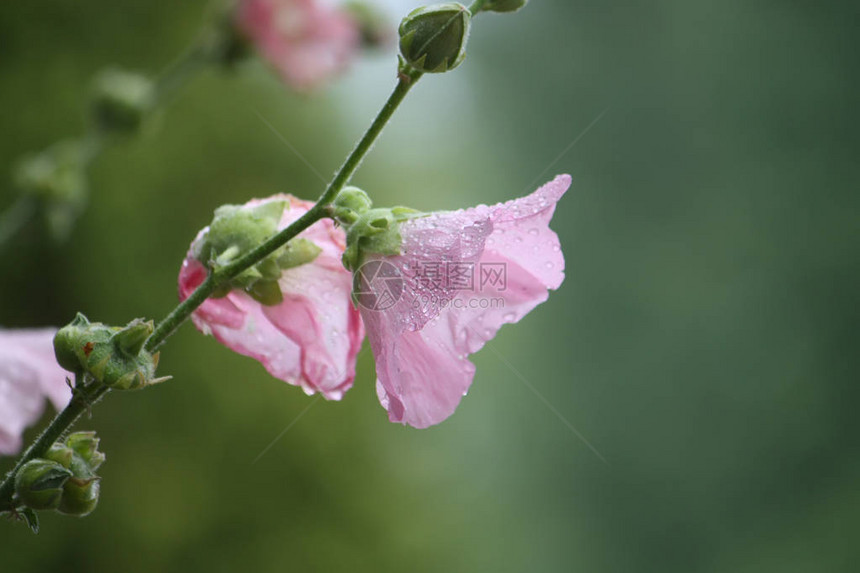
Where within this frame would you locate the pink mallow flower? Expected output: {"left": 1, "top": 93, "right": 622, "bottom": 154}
{"left": 237, "top": 0, "right": 360, "bottom": 91}
{"left": 0, "top": 328, "right": 72, "bottom": 455}
{"left": 178, "top": 195, "right": 364, "bottom": 400}
{"left": 356, "top": 175, "right": 571, "bottom": 428}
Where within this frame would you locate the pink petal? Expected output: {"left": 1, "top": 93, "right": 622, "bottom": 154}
{"left": 361, "top": 175, "right": 571, "bottom": 427}
{"left": 178, "top": 194, "right": 364, "bottom": 400}
{"left": 0, "top": 328, "right": 72, "bottom": 456}
{"left": 237, "top": 0, "right": 360, "bottom": 91}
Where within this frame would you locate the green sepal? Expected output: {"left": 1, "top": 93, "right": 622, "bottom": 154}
{"left": 246, "top": 279, "right": 284, "bottom": 306}
{"left": 341, "top": 207, "right": 421, "bottom": 271}
{"left": 277, "top": 238, "right": 322, "bottom": 270}
{"left": 112, "top": 318, "right": 154, "bottom": 357}
{"left": 19, "top": 507, "right": 40, "bottom": 534}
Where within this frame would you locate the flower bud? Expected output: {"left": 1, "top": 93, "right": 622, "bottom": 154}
{"left": 399, "top": 3, "right": 471, "bottom": 73}
{"left": 343, "top": 1, "right": 392, "bottom": 49}
{"left": 86, "top": 319, "right": 168, "bottom": 390}
{"left": 13, "top": 140, "right": 89, "bottom": 241}
{"left": 481, "top": 0, "right": 528, "bottom": 13}
{"left": 65, "top": 431, "right": 106, "bottom": 471}
{"left": 14, "top": 459, "right": 72, "bottom": 511}
{"left": 332, "top": 186, "right": 373, "bottom": 224}
{"left": 55, "top": 314, "right": 168, "bottom": 390}
{"left": 53, "top": 312, "right": 98, "bottom": 373}
{"left": 57, "top": 476, "right": 100, "bottom": 517}
{"left": 91, "top": 68, "right": 155, "bottom": 135}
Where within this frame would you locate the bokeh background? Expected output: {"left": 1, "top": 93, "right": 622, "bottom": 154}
{"left": 1, "top": 1, "right": 858, "bottom": 571}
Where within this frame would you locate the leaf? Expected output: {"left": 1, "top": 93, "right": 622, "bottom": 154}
{"left": 20, "top": 507, "right": 40, "bottom": 534}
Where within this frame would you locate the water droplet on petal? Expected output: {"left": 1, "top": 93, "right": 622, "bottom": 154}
{"left": 528, "top": 228, "right": 539, "bottom": 236}
{"left": 503, "top": 312, "right": 516, "bottom": 321}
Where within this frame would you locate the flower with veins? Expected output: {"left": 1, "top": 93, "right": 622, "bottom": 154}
{"left": 355, "top": 175, "right": 570, "bottom": 428}
{"left": 178, "top": 195, "right": 364, "bottom": 400}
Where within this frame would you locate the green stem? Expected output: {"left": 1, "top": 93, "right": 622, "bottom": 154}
{"left": 154, "top": 42, "right": 211, "bottom": 102}
{"left": 468, "top": 0, "right": 488, "bottom": 13}
{"left": 0, "top": 379, "right": 109, "bottom": 511}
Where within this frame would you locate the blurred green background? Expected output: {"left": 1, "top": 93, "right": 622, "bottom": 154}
{"left": 1, "top": 0, "right": 858, "bottom": 571}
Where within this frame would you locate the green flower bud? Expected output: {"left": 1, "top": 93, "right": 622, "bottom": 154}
{"left": 481, "top": 0, "right": 528, "bottom": 13}
{"left": 65, "top": 431, "right": 106, "bottom": 471}
{"left": 91, "top": 68, "right": 155, "bottom": 135}
{"left": 332, "top": 186, "right": 373, "bottom": 224}
{"left": 53, "top": 312, "right": 97, "bottom": 372}
{"left": 57, "top": 477, "right": 100, "bottom": 517}
{"left": 56, "top": 315, "right": 169, "bottom": 390}
{"left": 343, "top": 1, "right": 392, "bottom": 48}
{"left": 14, "top": 460, "right": 72, "bottom": 511}
{"left": 399, "top": 3, "right": 471, "bottom": 73}
{"left": 86, "top": 319, "right": 168, "bottom": 390}
{"left": 13, "top": 140, "right": 89, "bottom": 241}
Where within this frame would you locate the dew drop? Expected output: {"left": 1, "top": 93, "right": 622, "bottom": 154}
{"left": 503, "top": 312, "right": 516, "bottom": 321}
{"left": 528, "top": 228, "right": 539, "bottom": 236}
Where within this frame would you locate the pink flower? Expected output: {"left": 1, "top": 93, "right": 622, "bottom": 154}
{"left": 0, "top": 328, "right": 72, "bottom": 455}
{"left": 356, "top": 175, "right": 571, "bottom": 428}
{"left": 237, "top": 0, "right": 360, "bottom": 91}
{"left": 178, "top": 195, "right": 364, "bottom": 400}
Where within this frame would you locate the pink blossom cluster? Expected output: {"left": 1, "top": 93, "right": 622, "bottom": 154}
{"left": 179, "top": 175, "right": 571, "bottom": 428}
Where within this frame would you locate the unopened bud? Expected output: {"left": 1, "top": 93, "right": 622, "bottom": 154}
{"left": 65, "top": 432, "right": 106, "bottom": 471}
{"left": 344, "top": 1, "right": 393, "bottom": 49}
{"left": 55, "top": 314, "right": 168, "bottom": 390}
{"left": 399, "top": 3, "right": 471, "bottom": 73}
{"left": 14, "top": 460, "right": 72, "bottom": 511}
{"left": 13, "top": 140, "right": 89, "bottom": 241}
{"left": 91, "top": 68, "right": 155, "bottom": 135}
{"left": 332, "top": 186, "right": 373, "bottom": 225}
{"left": 57, "top": 476, "right": 100, "bottom": 517}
